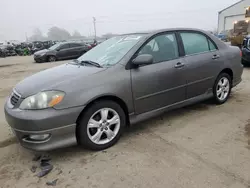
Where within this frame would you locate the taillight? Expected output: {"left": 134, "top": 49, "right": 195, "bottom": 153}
{"left": 240, "top": 51, "right": 242, "bottom": 57}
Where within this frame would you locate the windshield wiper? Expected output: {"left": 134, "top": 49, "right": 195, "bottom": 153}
{"left": 72, "top": 59, "right": 102, "bottom": 68}
{"left": 81, "top": 60, "right": 103, "bottom": 68}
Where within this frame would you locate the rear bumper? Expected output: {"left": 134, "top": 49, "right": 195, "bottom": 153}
{"left": 4, "top": 102, "right": 84, "bottom": 151}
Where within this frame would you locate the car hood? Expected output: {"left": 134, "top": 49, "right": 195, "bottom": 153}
{"left": 15, "top": 63, "right": 105, "bottom": 97}
{"left": 34, "top": 49, "right": 49, "bottom": 55}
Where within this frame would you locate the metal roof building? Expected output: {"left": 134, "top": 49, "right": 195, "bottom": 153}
{"left": 218, "top": 0, "right": 250, "bottom": 33}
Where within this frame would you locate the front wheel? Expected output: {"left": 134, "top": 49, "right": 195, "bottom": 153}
{"left": 213, "top": 73, "right": 232, "bottom": 104}
{"left": 77, "top": 100, "right": 126, "bottom": 150}
{"left": 48, "top": 56, "right": 56, "bottom": 62}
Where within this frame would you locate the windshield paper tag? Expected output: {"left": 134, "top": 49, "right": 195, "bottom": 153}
{"left": 123, "top": 36, "right": 141, "bottom": 41}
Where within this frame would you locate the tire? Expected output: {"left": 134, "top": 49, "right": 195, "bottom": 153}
{"left": 77, "top": 100, "right": 126, "bottom": 150}
{"left": 47, "top": 56, "right": 56, "bottom": 62}
{"left": 213, "top": 73, "right": 232, "bottom": 104}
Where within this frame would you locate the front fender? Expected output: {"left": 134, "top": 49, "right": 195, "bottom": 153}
{"left": 53, "top": 68, "right": 134, "bottom": 114}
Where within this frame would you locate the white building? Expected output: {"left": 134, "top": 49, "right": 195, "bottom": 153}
{"left": 218, "top": 0, "right": 250, "bottom": 33}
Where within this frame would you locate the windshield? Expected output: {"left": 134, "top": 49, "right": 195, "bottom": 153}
{"left": 78, "top": 34, "right": 145, "bottom": 66}
{"left": 49, "top": 43, "right": 61, "bottom": 50}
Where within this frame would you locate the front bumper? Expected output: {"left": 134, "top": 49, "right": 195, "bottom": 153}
{"left": 34, "top": 54, "right": 47, "bottom": 63}
{"left": 4, "top": 102, "right": 84, "bottom": 151}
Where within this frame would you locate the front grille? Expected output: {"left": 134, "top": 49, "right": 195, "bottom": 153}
{"left": 10, "top": 91, "right": 21, "bottom": 106}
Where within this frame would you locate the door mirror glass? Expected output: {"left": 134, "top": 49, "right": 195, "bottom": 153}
{"left": 133, "top": 54, "right": 153, "bottom": 66}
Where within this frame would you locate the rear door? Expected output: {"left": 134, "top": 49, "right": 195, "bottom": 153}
{"left": 179, "top": 31, "right": 222, "bottom": 99}
{"left": 69, "top": 43, "right": 85, "bottom": 58}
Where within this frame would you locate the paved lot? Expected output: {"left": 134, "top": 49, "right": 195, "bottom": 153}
{"left": 0, "top": 56, "right": 250, "bottom": 188}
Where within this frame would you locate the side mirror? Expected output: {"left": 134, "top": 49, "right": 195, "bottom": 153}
{"left": 133, "top": 54, "right": 153, "bottom": 66}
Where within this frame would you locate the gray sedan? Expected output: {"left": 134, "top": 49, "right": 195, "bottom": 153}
{"left": 4, "top": 28, "right": 243, "bottom": 151}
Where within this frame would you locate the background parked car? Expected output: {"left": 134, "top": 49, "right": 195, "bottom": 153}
{"left": 34, "top": 42, "right": 91, "bottom": 63}
{"left": 242, "top": 35, "right": 250, "bottom": 65}
{"left": 0, "top": 44, "right": 17, "bottom": 56}
{"left": 0, "top": 45, "right": 6, "bottom": 57}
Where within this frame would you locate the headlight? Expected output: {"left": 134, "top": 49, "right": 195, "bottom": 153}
{"left": 19, "top": 91, "right": 65, "bottom": 110}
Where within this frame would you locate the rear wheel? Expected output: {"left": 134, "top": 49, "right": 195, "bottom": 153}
{"left": 213, "top": 73, "right": 232, "bottom": 104}
{"left": 47, "top": 56, "right": 56, "bottom": 62}
{"left": 77, "top": 100, "right": 126, "bottom": 150}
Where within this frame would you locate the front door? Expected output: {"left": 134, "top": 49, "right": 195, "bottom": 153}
{"left": 179, "top": 31, "right": 222, "bottom": 99}
{"left": 131, "top": 32, "right": 187, "bottom": 114}
{"left": 57, "top": 43, "right": 70, "bottom": 60}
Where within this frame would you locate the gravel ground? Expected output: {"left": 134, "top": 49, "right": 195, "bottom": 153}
{"left": 0, "top": 56, "right": 250, "bottom": 188}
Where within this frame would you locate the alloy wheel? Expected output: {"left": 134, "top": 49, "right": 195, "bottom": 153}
{"left": 87, "top": 108, "right": 120, "bottom": 145}
{"left": 48, "top": 56, "right": 56, "bottom": 62}
{"left": 216, "top": 77, "right": 230, "bottom": 101}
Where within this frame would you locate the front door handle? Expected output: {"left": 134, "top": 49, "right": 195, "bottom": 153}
{"left": 175, "top": 62, "right": 185, "bottom": 68}
{"left": 212, "top": 54, "right": 220, "bottom": 60}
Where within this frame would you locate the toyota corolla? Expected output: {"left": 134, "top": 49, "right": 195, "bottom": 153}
{"left": 4, "top": 28, "right": 243, "bottom": 151}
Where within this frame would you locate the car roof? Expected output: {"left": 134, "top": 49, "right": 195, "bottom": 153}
{"left": 120, "top": 28, "right": 227, "bottom": 50}
{"left": 58, "top": 41, "right": 83, "bottom": 45}
{"left": 120, "top": 28, "right": 209, "bottom": 36}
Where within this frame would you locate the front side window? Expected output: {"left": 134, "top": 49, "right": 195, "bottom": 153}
{"left": 138, "top": 33, "right": 179, "bottom": 63}
{"left": 60, "top": 44, "right": 70, "bottom": 50}
{"left": 180, "top": 32, "right": 209, "bottom": 55}
{"left": 70, "top": 43, "right": 81, "bottom": 48}
{"left": 49, "top": 43, "right": 61, "bottom": 50}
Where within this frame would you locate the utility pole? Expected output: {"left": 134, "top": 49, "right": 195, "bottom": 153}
{"left": 93, "top": 17, "right": 96, "bottom": 40}
{"left": 25, "top": 32, "right": 28, "bottom": 42}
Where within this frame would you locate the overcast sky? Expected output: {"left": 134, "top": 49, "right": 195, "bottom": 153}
{"left": 0, "top": 0, "right": 240, "bottom": 41}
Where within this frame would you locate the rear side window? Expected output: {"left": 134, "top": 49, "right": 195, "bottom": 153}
{"left": 180, "top": 32, "right": 209, "bottom": 55}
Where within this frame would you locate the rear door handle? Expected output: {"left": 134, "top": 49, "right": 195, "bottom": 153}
{"left": 175, "top": 62, "right": 185, "bottom": 68}
{"left": 212, "top": 54, "right": 220, "bottom": 60}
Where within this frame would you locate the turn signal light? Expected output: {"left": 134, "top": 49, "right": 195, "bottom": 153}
{"left": 48, "top": 95, "right": 64, "bottom": 107}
